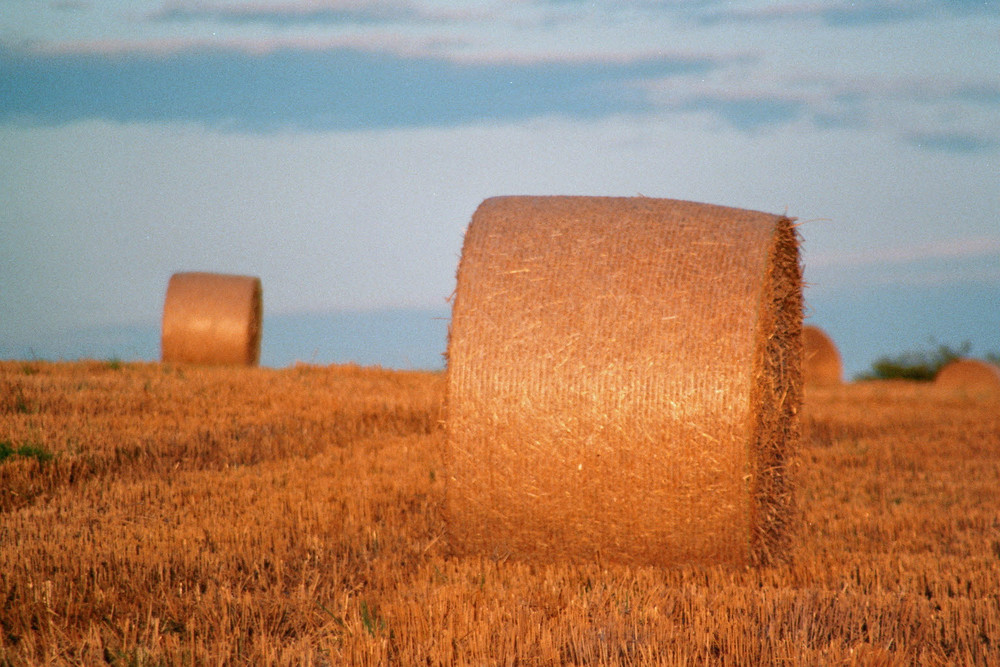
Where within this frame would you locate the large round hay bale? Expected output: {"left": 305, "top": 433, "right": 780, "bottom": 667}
{"left": 446, "top": 196, "right": 803, "bottom": 567}
{"left": 802, "top": 325, "right": 842, "bottom": 385}
{"left": 935, "top": 358, "right": 1000, "bottom": 392}
{"left": 161, "top": 272, "right": 262, "bottom": 366}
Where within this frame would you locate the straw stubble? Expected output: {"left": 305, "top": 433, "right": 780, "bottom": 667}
{"left": 446, "top": 196, "right": 803, "bottom": 567}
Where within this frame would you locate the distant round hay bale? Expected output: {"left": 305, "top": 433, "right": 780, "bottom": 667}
{"left": 161, "top": 272, "right": 262, "bottom": 366}
{"left": 802, "top": 325, "right": 842, "bottom": 385}
{"left": 935, "top": 358, "right": 1000, "bottom": 392}
{"left": 446, "top": 196, "right": 803, "bottom": 567}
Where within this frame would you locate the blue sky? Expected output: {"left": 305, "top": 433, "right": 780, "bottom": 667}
{"left": 1, "top": 0, "right": 998, "bottom": 374}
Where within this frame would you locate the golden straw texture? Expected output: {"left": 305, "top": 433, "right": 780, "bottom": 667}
{"left": 802, "top": 325, "right": 842, "bottom": 386}
{"left": 935, "top": 358, "right": 1000, "bottom": 392}
{"left": 161, "top": 272, "right": 263, "bottom": 366}
{"left": 446, "top": 196, "right": 802, "bottom": 567}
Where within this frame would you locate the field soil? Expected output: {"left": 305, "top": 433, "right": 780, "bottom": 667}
{"left": 1, "top": 361, "right": 998, "bottom": 665}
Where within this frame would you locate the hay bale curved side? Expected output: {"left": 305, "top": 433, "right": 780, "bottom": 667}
{"left": 161, "top": 272, "right": 263, "bottom": 366}
{"left": 935, "top": 358, "right": 1000, "bottom": 392}
{"left": 446, "top": 196, "right": 803, "bottom": 567}
{"left": 802, "top": 325, "right": 842, "bottom": 385}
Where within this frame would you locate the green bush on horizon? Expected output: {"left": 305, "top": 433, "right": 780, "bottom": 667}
{"left": 855, "top": 341, "right": 972, "bottom": 382}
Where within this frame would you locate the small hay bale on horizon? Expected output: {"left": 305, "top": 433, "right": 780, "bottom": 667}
{"left": 802, "top": 325, "right": 843, "bottom": 386}
{"left": 445, "top": 195, "right": 803, "bottom": 568}
{"left": 161, "top": 272, "right": 263, "bottom": 366}
{"left": 935, "top": 358, "right": 1000, "bottom": 392}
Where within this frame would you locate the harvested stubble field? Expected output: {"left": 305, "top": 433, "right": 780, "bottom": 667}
{"left": 1, "top": 361, "right": 999, "bottom": 665}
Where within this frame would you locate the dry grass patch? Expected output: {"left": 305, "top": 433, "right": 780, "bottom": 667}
{"left": 0, "top": 361, "right": 441, "bottom": 512}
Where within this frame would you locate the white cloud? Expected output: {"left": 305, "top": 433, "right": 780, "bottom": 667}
{"left": 28, "top": 31, "right": 458, "bottom": 56}
{"left": 807, "top": 236, "right": 1000, "bottom": 268}
{"left": 147, "top": 0, "right": 464, "bottom": 26}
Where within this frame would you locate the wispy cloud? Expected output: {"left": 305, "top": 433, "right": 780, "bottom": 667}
{"left": 673, "top": 93, "right": 807, "bottom": 131}
{"left": 808, "top": 236, "right": 1000, "bottom": 269}
{"left": 805, "top": 236, "right": 1000, "bottom": 288}
{"left": 5, "top": 36, "right": 996, "bottom": 144}
{"left": 0, "top": 43, "right": 716, "bottom": 131}
{"left": 906, "top": 131, "right": 998, "bottom": 154}
{"left": 698, "top": 0, "right": 999, "bottom": 27}
{"left": 149, "top": 1, "right": 443, "bottom": 27}
{"left": 642, "top": 68, "right": 1000, "bottom": 144}
{"left": 4, "top": 1, "right": 997, "bottom": 141}
{"left": 50, "top": 1, "right": 90, "bottom": 11}
{"left": 956, "top": 85, "right": 1000, "bottom": 106}
{"left": 27, "top": 32, "right": 462, "bottom": 57}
